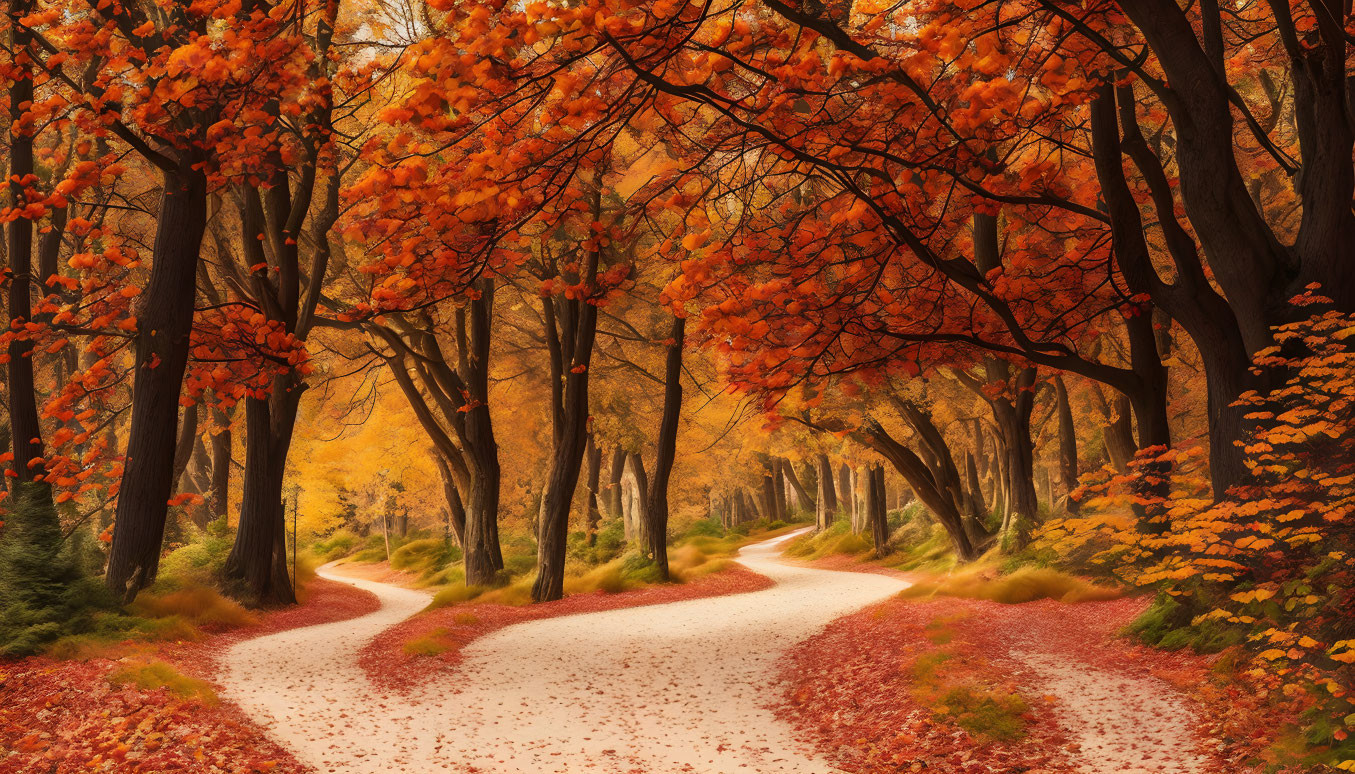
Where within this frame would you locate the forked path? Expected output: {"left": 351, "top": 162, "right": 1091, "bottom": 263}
{"left": 219, "top": 532, "right": 907, "bottom": 773}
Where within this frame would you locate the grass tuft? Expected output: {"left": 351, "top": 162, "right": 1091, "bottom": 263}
{"left": 402, "top": 627, "right": 458, "bottom": 657}
{"left": 107, "top": 660, "right": 218, "bottom": 704}
{"left": 934, "top": 685, "right": 1029, "bottom": 742}
{"left": 130, "top": 585, "right": 258, "bottom": 628}
{"left": 785, "top": 521, "right": 873, "bottom": 559}
{"left": 901, "top": 566, "right": 1121, "bottom": 605}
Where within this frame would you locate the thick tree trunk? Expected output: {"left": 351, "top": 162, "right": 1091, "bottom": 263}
{"left": 838, "top": 463, "right": 854, "bottom": 523}
{"left": 6, "top": 18, "right": 45, "bottom": 489}
{"left": 814, "top": 454, "right": 836, "bottom": 531}
{"left": 223, "top": 387, "right": 301, "bottom": 605}
{"left": 106, "top": 168, "right": 208, "bottom": 602}
{"left": 628, "top": 451, "right": 649, "bottom": 545}
{"left": 869, "top": 465, "right": 889, "bottom": 555}
{"left": 759, "top": 470, "right": 777, "bottom": 521}
{"left": 643, "top": 315, "right": 684, "bottom": 580}
{"left": 462, "top": 282, "right": 505, "bottom": 585}
{"left": 607, "top": 445, "right": 626, "bottom": 521}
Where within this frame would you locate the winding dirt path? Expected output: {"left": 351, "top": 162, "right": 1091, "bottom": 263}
{"left": 218, "top": 531, "right": 907, "bottom": 773}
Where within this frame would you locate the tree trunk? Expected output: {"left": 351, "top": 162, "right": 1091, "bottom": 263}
{"left": 533, "top": 209, "right": 602, "bottom": 603}
{"left": 870, "top": 465, "right": 889, "bottom": 556}
{"left": 462, "top": 281, "right": 505, "bottom": 585}
{"left": 783, "top": 458, "right": 814, "bottom": 513}
{"left": 106, "top": 167, "right": 209, "bottom": 602}
{"left": 964, "top": 451, "right": 986, "bottom": 520}
{"left": 628, "top": 451, "right": 649, "bottom": 545}
{"left": 607, "top": 444, "right": 626, "bottom": 521}
{"left": 222, "top": 386, "right": 301, "bottom": 606}
{"left": 210, "top": 408, "right": 232, "bottom": 520}
{"left": 172, "top": 404, "right": 199, "bottom": 484}
{"left": 859, "top": 420, "right": 977, "bottom": 560}
{"left": 643, "top": 315, "right": 684, "bottom": 580}
{"left": 838, "top": 463, "right": 854, "bottom": 522}
{"left": 433, "top": 452, "right": 466, "bottom": 548}
{"left": 814, "top": 454, "right": 836, "bottom": 531}
{"left": 770, "top": 459, "right": 787, "bottom": 521}
{"left": 1052, "top": 375, "right": 1080, "bottom": 513}
{"left": 584, "top": 431, "right": 603, "bottom": 546}
{"left": 6, "top": 18, "right": 45, "bottom": 490}
{"left": 759, "top": 470, "right": 777, "bottom": 521}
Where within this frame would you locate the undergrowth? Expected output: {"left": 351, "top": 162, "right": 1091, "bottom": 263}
{"left": 909, "top": 616, "right": 1030, "bottom": 743}
{"left": 1127, "top": 593, "right": 1244, "bottom": 653}
{"left": 107, "top": 660, "right": 219, "bottom": 704}
{"left": 901, "top": 564, "right": 1122, "bottom": 605}
{"left": 0, "top": 483, "right": 119, "bottom": 657}
{"left": 785, "top": 521, "right": 872, "bottom": 559}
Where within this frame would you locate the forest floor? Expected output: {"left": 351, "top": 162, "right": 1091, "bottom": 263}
{"left": 781, "top": 553, "right": 1305, "bottom": 774}
{"left": 215, "top": 531, "right": 908, "bottom": 773}
{"left": 4, "top": 534, "right": 1288, "bottom": 774}
{"left": 0, "top": 579, "right": 379, "bottom": 773}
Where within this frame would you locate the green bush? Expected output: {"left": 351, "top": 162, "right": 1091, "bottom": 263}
{"left": 0, "top": 483, "right": 118, "bottom": 657}
{"left": 681, "top": 518, "right": 724, "bottom": 539}
{"left": 1128, "top": 593, "right": 1242, "bottom": 653}
{"left": 157, "top": 517, "right": 233, "bottom": 585}
{"left": 312, "top": 529, "right": 360, "bottom": 562}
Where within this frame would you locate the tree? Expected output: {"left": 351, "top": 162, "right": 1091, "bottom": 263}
{"left": 642, "top": 314, "right": 685, "bottom": 581}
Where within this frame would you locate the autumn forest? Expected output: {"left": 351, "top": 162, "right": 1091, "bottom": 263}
{"left": 0, "top": 0, "right": 1352, "bottom": 771}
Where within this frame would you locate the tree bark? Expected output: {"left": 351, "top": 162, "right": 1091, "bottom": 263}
{"left": 782, "top": 458, "right": 814, "bottom": 512}
{"left": 869, "top": 465, "right": 889, "bottom": 556}
{"left": 837, "top": 463, "right": 854, "bottom": 522}
{"left": 770, "top": 458, "right": 787, "bottom": 521}
{"left": 172, "top": 404, "right": 200, "bottom": 492}
{"left": 223, "top": 390, "right": 301, "bottom": 605}
{"left": 628, "top": 451, "right": 649, "bottom": 545}
{"left": 607, "top": 444, "right": 626, "bottom": 522}
{"left": 106, "top": 167, "right": 208, "bottom": 602}
{"left": 1052, "top": 375, "right": 1079, "bottom": 513}
{"left": 533, "top": 191, "right": 602, "bottom": 602}
{"left": 814, "top": 454, "right": 836, "bottom": 531}
{"left": 859, "top": 420, "right": 977, "bottom": 560}
{"left": 759, "top": 470, "right": 777, "bottom": 521}
{"left": 643, "top": 314, "right": 684, "bottom": 580}
{"left": 210, "top": 408, "right": 232, "bottom": 520}
{"left": 584, "top": 431, "right": 603, "bottom": 546}
{"left": 460, "top": 283, "right": 505, "bottom": 583}
{"left": 433, "top": 451, "right": 466, "bottom": 548}
{"left": 5, "top": 7, "right": 45, "bottom": 490}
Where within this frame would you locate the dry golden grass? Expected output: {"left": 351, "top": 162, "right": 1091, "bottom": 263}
{"left": 130, "top": 585, "right": 259, "bottom": 628}
{"left": 901, "top": 566, "right": 1122, "bottom": 605}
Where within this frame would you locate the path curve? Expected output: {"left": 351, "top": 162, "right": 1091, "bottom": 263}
{"left": 219, "top": 531, "right": 908, "bottom": 773}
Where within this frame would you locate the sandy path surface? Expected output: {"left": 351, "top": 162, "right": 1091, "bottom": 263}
{"left": 219, "top": 531, "right": 908, "bottom": 773}
{"left": 1012, "top": 651, "right": 1208, "bottom": 773}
